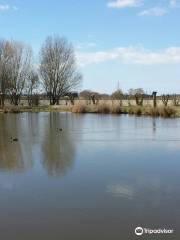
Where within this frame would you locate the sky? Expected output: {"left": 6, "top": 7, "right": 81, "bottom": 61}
{"left": 0, "top": 0, "right": 180, "bottom": 94}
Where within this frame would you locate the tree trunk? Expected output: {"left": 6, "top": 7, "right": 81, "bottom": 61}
{"left": 14, "top": 96, "right": 19, "bottom": 106}
{"left": 56, "top": 98, "right": 60, "bottom": 105}
{"left": 0, "top": 94, "right": 5, "bottom": 108}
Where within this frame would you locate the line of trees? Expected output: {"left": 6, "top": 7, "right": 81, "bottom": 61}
{"left": 0, "top": 40, "right": 34, "bottom": 106}
{"left": 0, "top": 35, "right": 82, "bottom": 108}
{"left": 79, "top": 89, "right": 180, "bottom": 107}
{"left": 1, "top": 37, "right": 179, "bottom": 109}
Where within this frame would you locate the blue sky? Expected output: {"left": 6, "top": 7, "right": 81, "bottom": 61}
{"left": 0, "top": 0, "right": 180, "bottom": 94}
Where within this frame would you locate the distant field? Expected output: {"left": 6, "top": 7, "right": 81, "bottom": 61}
{"left": 2, "top": 99, "right": 178, "bottom": 107}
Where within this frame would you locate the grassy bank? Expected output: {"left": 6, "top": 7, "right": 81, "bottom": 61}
{"left": 72, "top": 103, "right": 178, "bottom": 118}
{"left": 0, "top": 103, "right": 179, "bottom": 118}
{"left": 1, "top": 105, "right": 72, "bottom": 113}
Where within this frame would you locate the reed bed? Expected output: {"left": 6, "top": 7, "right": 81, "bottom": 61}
{"left": 1, "top": 103, "right": 177, "bottom": 118}
{"left": 72, "top": 103, "right": 87, "bottom": 113}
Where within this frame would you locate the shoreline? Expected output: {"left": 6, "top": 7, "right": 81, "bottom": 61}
{"left": 0, "top": 104, "right": 180, "bottom": 118}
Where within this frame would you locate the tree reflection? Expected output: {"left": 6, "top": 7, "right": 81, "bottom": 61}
{"left": 0, "top": 113, "right": 77, "bottom": 176}
{"left": 41, "top": 113, "right": 76, "bottom": 176}
{"left": 0, "top": 114, "right": 33, "bottom": 172}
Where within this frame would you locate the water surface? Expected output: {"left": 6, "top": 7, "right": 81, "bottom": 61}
{"left": 0, "top": 113, "right": 180, "bottom": 239}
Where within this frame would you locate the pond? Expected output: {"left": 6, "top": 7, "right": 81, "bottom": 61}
{"left": 0, "top": 113, "right": 180, "bottom": 239}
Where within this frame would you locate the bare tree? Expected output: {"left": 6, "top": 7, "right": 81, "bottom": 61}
{"left": 135, "top": 93, "right": 144, "bottom": 106}
{"left": 111, "top": 89, "right": 123, "bottom": 106}
{"left": 0, "top": 40, "right": 6, "bottom": 107}
{"left": 162, "top": 94, "right": 169, "bottom": 106}
{"left": 6, "top": 41, "right": 33, "bottom": 105}
{"left": 40, "top": 36, "right": 82, "bottom": 105}
{"left": 172, "top": 94, "right": 180, "bottom": 106}
{"left": 0, "top": 40, "right": 12, "bottom": 107}
{"left": 26, "top": 70, "right": 39, "bottom": 106}
{"left": 90, "top": 92, "right": 100, "bottom": 105}
{"left": 63, "top": 92, "right": 79, "bottom": 105}
{"left": 129, "top": 88, "right": 144, "bottom": 106}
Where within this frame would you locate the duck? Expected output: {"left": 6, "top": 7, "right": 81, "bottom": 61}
{"left": 13, "top": 138, "right": 18, "bottom": 142}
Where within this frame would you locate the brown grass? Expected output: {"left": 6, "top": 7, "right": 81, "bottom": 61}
{"left": 158, "top": 106, "right": 176, "bottom": 118}
{"left": 3, "top": 106, "right": 21, "bottom": 113}
{"left": 143, "top": 106, "right": 176, "bottom": 118}
{"left": 72, "top": 103, "right": 87, "bottom": 113}
{"left": 144, "top": 107, "right": 160, "bottom": 117}
{"left": 128, "top": 106, "right": 142, "bottom": 116}
{"left": 97, "top": 103, "right": 111, "bottom": 114}
{"left": 1, "top": 102, "right": 177, "bottom": 118}
{"left": 111, "top": 104, "right": 122, "bottom": 114}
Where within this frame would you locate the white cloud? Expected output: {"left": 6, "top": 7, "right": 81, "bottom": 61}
{"left": 0, "top": 4, "right": 10, "bottom": 11}
{"left": 169, "top": 0, "right": 180, "bottom": 7}
{"left": 138, "top": 7, "right": 168, "bottom": 16}
{"left": 0, "top": 4, "right": 18, "bottom": 12}
{"left": 107, "top": 184, "right": 134, "bottom": 199}
{"left": 170, "top": 0, "right": 176, "bottom": 7}
{"left": 76, "top": 42, "right": 97, "bottom": 50}
{"left": 107, "top": 0, "right": 179, "bottom": 15}
{"left": 76, "top": 46, "right": 180, "bottom": 67}
{"left": 107, "top": 0, "right": 143, "bottom": 8}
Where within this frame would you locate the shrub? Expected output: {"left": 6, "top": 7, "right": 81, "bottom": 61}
{"left": 128, "top": 106, "right": 135, "bottom": 115}
{"left": 134, "top": 107, "right": 142, "bottom": 116}
{"left": 143, "top": 106, "right": 176, "bottom": 118}
{"left": 159, "top": 106, "right": 176, "bottom": 118}
{"left": 128, "top": 106, "right": 142, "bottom": 116}
{"left": 145, "top": 107, "right": 160, "bottom": 117}
{"left": 122, "top": 107, "right": 128, "bottom": 114}
{"left": 111, "top": 104, "right": 122, "bottom": 114}
{"left": 97, "top": 103, "right": 110, "bottom": 114}
{"left": 72, "top": 103, "right": 87, "bottom": 113}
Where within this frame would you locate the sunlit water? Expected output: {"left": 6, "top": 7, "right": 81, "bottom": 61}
{"left": 0, "top": 113, "right": 180, "bottom": 240}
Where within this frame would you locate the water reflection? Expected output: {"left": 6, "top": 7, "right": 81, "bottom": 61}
{"left": 107, "top": 184, "right": 134, "bottom": 199}
{"left": 0, "top": 114, "right": 33, "bottom": 172}
{"left": 41, "top": 113, "right": 76, "bottom": 176}
{"left": 0, "top": 113, "right": 77, "bottom": 176}
{"left": 0, "top": 114, "right": 180, "bottom": 239}
{"left": 152, "top": 118, "right": 156, "bottom": 133}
